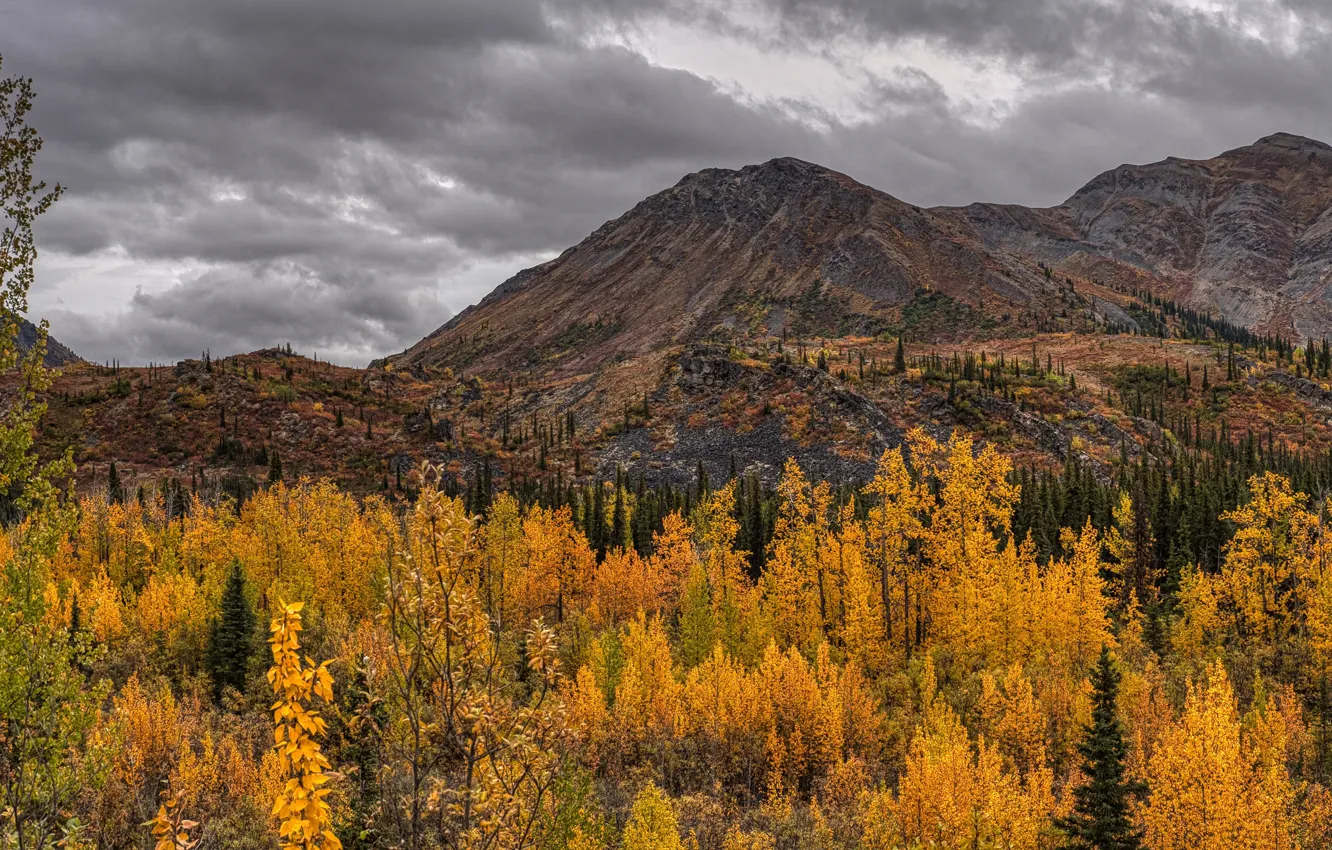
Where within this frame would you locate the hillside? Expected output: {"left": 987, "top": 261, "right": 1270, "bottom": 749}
{"left": 38, "top": 134, "right": 1332, "bottom": 497}
{"left": 17, "top": 317, "right": 80, "bottom": 366}
{"left": 960, "top": 132, "right": 1332, "bottom": 339}
{"left": 385, "top": 157, "right": 1105, "bottom": 378}
{"left": 391, "top": 134, "right": 1332, "bottom": 385}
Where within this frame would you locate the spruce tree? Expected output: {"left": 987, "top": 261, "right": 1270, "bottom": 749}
{"left": 206, "top": 562, "right": 257, "bottom": 702}
{"left": 268, "top": 448, "right": 283, "bottom": 485}
{"left": 611, "top": 468, "right": 627, "bottom": 552}
{"left": 107, "top": 461, "right": 124, "bottom": 505}
{"left": 1055, "top": 647, "right": 1145, "bottom": 850}
{"left": 894, "top": 336, "right": 906, "bottom": 373}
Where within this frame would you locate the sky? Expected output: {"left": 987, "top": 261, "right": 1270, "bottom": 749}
{"left": 4, "top": 0, "right": 1332, "bottom": 366}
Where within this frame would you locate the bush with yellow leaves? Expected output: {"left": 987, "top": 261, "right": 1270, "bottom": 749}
{"left": 267, "top": 600, "right": 340, "bottom": 850}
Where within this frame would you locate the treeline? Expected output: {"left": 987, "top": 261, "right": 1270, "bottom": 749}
{"left": 439, "top": 404, "right": 1332, "bottom": 656}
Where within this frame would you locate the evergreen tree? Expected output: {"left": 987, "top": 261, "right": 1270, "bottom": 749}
{"left": 611, "top": 468, "right": 627, "bottom": 552}
{"left": 107, "top": 461, "right": 124, "bottom": 505}
{"left": 1055, "top": 648, "right": 1146, "bottom": 850}
{"left": 894, "top": 336, "right": 906, "bottom": 373}
{"left": 268, "top": 448, "right": 283, "bottom": 485}
{"left": 205, "top": 562, "right": 257, "bottom": 702}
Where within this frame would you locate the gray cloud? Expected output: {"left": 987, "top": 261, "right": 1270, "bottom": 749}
{"left": 7, "top": 0, "right": 1332, "bottom": 364}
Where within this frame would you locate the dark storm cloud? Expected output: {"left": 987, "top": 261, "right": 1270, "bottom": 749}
{"left": 6, "top": 0, "right": 1332, "bottom": 364}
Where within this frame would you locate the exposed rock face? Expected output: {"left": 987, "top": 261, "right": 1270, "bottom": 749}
{"left": 396, "top": 133, "right": 1332, "bottom": 380}
{"left": 961, "top": 132, "right": 1332, "bottom": 340}
{"left": 16, "top": 319, "right": 81, "bottom": 367}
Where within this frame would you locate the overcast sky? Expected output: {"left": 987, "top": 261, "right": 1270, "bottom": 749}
{"left": 5, "top": 0, "right": 1332, "bottom": 365}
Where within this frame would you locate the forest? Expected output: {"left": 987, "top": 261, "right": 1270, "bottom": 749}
{"left": 3, "top": 427, "right": 1331, "bottom": 849}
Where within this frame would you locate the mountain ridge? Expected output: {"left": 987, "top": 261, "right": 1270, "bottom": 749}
{"left": 391, "top": 132, "right": 1332, "bottom": 378}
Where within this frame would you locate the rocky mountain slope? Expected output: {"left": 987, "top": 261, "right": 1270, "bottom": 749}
{"left": 39, "top": 133, "right": 1332, "bottom": 496}
{"left": 959, "top": 132, "right": 1332, "bottom": 340}
{"left": 388, "top": 157, "right": 1103, "bottom": 378}
{"left": 17, "top": 318, "right": 80, "bottom": 367}
{"left": 392, "top": 133, "right": 1332, "bottom": 382}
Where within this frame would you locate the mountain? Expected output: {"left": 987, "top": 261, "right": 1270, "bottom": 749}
{"left": 393, "top": 133, "right": 1332, "bottom": 380}
{"left": 960, "top": 132, "right": 1332, "bottom": 339}
{"left": 388, "top": 157, "right": 1106, "bottom": 378}
{"left": 17, "top": 318, "right": 81, "bottom": 367}
{"left": 39, "top": 133, "right": 1332, "bottom": 494}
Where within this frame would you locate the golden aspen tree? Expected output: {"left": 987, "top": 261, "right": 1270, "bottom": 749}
{"left": 766, "top": 459, "right": 822, "bottom": 649}
{"left": 614, "top": 614, "right": 681, "bottom": 744}
{"left": 1173, "top": 563, "right": 1224, "bottom": 664}
{"left": 1220, "top": 473, "right": 1315, "bottom": 673}
{"left": 622, "top": 783, "right": 682, "bottom": 850}
{"left": 921, "top": 430, "right": 1016, "bottom": 572}
{"left": 905, "top": 429, "right": 1019, "bottom": 655}
{"left": 882, "top": 694, "right": 1048, "bottom": 850}
{"left": 649, "top": 512, "right": 696, "bottom": 607}
{"left": 680, "top": 643, "right": 770, "bottom": 791}
{"left": 568, "top": 665, "right": 611, "bottom": 766}
{"left": 591, "top": 546, "right": 666, "bottom": 625}
{"left": 1140, "top": 663, "right": 1298, "bottom": 850}
{"left": 478, "top": 492, "right": 525, "bottom": 627}
{"left": 377, "top": 464, "right": 564, "bottom": 850}
{"left": 863, "top": 446, "right": 929, "bottom": 656}
{"left": 696, "top": 482, "right": 764, "bottom": 662}
{"left": 837, "top": 515, "right": 886, "bottom": 672}
{"left": 1037, "top": 524, "right": 1113, "bottom": 674}
{"left": 523, "top": 504, "right": 593, "bottom": 624}
{"left": 266, "top": 601, "right": 340, "bottom": 850}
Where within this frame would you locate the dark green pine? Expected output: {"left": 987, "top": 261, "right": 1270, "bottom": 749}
{"left": 206, "top": 562, "right": 257, "bottom": 702}
{"left": 1055, "top": 647, "right": 1146, "bottom": 850}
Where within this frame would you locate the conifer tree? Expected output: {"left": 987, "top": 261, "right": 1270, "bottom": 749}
{"left": 1055, "top": 647, "right": 1145, "bottom": 850}
{"left": 894, "top": 336, "right": 906, "bottom": 373}
{"left": 107, "top": 461, "right": 124, "bottom": 505}
{"left": 611, "top": 469, "right": 628, "bottom": 552}
{"left": 268, "top": 448, "right": 283, "bottom": 485}
{"left": 206, "top": 562, "right": 257, "bottom": 701}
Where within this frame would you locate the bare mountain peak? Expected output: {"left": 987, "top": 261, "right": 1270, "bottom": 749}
{"left": 1248, "top": 132, "right": 1332, "bottom": 153}
{"left": 670, "top": 156, "right": 853, "bottom": 196}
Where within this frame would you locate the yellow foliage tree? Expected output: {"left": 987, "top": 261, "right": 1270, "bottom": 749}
{"left": 267, "top": 601, "right": 340, "bottom": 850}
{"left": 863, "top": 446, "right": 929, "bottom": 657}
{"left": 1219, "top": 473, "right": 1316, "bottom": 673}
{"left": 623, "top": 783, "right": 682, "bottom": 850}
{"left": 866, "top": 694, "right": 1051, "bottom": 850}
{"left": 1139, "top": 663, "right": 1298, "bottom": 850}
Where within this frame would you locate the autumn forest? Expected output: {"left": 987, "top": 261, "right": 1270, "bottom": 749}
{"left": 2, "top": 426, "right": 1329, "bottom": 849}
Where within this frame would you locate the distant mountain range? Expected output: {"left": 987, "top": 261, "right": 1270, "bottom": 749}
{"left": 388, "top": 132, "right": 1332, "bottom": 378}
